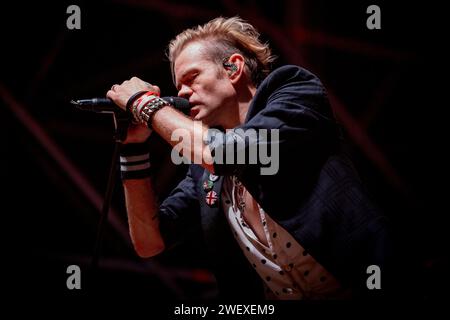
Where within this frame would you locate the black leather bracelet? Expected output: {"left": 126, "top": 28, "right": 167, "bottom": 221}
{"left": 125, "top": 90, "right": 148, "bottom": 112}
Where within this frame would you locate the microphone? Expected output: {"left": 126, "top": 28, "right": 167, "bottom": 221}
{"left": 71, "top": 96, "right": 191, "bottom": 114}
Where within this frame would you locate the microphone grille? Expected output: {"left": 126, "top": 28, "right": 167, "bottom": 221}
{"left": 162, "top": 96, "right": 191, "bottom": 114}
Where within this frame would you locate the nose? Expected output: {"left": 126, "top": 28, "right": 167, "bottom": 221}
{"left": 177, "top": 84, "right": 193, "bottom": 99}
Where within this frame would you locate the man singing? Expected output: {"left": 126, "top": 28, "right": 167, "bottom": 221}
{"left": 106, "top": 16, "right": 391, "bottom": 300}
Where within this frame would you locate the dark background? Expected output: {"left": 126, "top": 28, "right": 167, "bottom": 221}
{"left": 1, "top": 0, "right": 448, "bottom": 305}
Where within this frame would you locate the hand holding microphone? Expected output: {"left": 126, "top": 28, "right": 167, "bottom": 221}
{"left": 71, "top": 77, "right": 190, "bottom": 144}
{"left": 107, "top": 77, "right": 161, "bottom": 111}
{"left": 71, "top": 77, "right": 190, "bottom": 115}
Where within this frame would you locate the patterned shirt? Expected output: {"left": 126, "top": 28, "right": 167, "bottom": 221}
{"left": 222, "top": 176, "right": 351, "bottom": 300}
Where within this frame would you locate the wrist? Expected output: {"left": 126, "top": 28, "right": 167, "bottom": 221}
{"left": 120, "top": 142, "right": 152, "bottom": 180}
{"left": 139, "top": 97, "right": 170, "bottom": 128}
{"left": 129, "top": 91, "right": 170, "bottom": 128}
{"left": 126, "top": 90, "right": 159, "bottom": 123}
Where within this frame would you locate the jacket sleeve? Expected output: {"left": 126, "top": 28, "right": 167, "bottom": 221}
{"left": 158, "top": 165, "right": 202, "bottom": 249}
{"left": 206, "top": 66, "right": 339, "bottom": 176}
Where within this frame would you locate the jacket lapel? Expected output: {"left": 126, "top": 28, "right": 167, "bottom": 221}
{"left": 198, "top": 170, "right": 230, "bottom": 256}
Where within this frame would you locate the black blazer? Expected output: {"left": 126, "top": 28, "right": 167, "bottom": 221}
{"left": 159, "top": 65, "right": 391, "bottom": 298}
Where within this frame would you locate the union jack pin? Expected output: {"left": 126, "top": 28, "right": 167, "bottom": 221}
{"left": 205, "top": 190, "right": 218, "bottom": 206}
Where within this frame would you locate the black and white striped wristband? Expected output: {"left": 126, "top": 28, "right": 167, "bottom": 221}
{"left": 120, "top": 143, "right": 152, "bottom": 180}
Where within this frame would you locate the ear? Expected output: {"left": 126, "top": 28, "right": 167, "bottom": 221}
{"left": 224, "top": 53, "right": 245, "bottom": 84}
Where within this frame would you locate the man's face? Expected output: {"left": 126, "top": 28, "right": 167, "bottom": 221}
{"left": 174, "top": 41, "right": 236, "bottom": 127}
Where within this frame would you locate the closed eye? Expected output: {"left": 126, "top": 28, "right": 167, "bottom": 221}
{"left": 176, "top": 72, "right": 198, "bottom": 91}
{"left": 186, "top": 72, "right": 198, "bottom": 84}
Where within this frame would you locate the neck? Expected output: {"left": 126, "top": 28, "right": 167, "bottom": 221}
{"left": 238, "top": 85, "right": 256, "bottom": 125}
{"left": 222, "top": 83, "right": 256, "bottom": 129}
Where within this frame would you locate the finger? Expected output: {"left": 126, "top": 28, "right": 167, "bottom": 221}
{"left": 106, "top": 90, "right": 116, "bottom": 99}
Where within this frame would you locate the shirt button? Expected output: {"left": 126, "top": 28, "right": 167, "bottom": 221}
{"left": 282, "top": 287, "right": 294, "bottom": 294}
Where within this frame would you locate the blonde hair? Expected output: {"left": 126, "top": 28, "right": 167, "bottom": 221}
{"left": 168, "top": 16, "right": 276, "bottom": 86}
